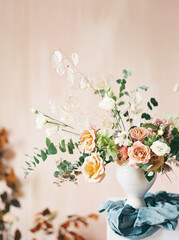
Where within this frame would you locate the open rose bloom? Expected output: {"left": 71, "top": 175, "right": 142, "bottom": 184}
{"left": 27, "top": 65, "right": 179, "bottom": 185}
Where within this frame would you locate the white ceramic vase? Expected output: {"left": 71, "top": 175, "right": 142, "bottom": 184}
{"left": 116, "top": 165, "right": 156, "bottom": 209}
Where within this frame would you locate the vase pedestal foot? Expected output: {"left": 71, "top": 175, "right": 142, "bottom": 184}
{"left": 126, "top": 197, "right": 146, "bottom": 209}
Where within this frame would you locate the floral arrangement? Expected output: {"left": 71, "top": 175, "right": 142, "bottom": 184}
{"left": 30, "top": 208, "right": 98, "bottom": 240}
{"left": 0, "top": 128, "right": 22, "bottom": 240}
{"left": 25, "top": 50, "right": 179, "bottom": 184}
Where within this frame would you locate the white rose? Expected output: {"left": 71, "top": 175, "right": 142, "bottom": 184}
{"left": 99, "top": 96, "right": 115, "bottom": 111}
{"left": 36, "top": 113, "right": 47, "bottom": 129}
{"left": 150, "top": 141, "right": 171, "bottom": 156}
{"left": 82, "top": 153, "right": 105, "bottom": 183}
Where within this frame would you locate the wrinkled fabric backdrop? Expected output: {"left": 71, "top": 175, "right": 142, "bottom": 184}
{"left": 0, "top": 0, "right": 179, "bottom": 239}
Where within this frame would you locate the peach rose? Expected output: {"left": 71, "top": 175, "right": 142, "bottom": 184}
{"left": 128, "top": 141, "right": 151, "bottom": 166}
{"left": 130, "top": 127, "right": 149, "bottom": 141}
{"left": 80, "top": 129, "right": 96, "bottom": 152}
{"left": 82, "top": 153, "right": 105, "bottom": 183}
{"left": 116, "top": 146, "right": 129, "bottom": 166}
{"left": 147, "top": 152, "right": 164, "bottom": 172}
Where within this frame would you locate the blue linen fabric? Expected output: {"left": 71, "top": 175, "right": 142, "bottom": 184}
{"left": 99, "top": 191, "right": 179, "bottom": 239}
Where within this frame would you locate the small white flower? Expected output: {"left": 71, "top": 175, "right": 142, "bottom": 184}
{"left": 158, "top": 129, "right": 164, "bottom": 136}
{"left": 134, "top": 92, "right": 142, "bottom": 105}
{"left": 99, "top": 96, "right": 115, "bottom": 111}
{"left": 150, "top": 141, "right": 171, "bottom": 156}
{"left": 115, "top": 131, "right": 132, "bottom": 147}
{"left": 71, "top": 53, "right": 79, "bottom": 66}
{"left": 130, "top": 103, "right": 143, "bottom": 115}
{"left": 51, "top": 51, "right": 62, "bottom": 69}
{"left": 173, "top": 83, "right": 179, "bottom": 92}
{"left": 56, "top": 63, "right": 65, "bottom": 75}
{"left": 3, "top": 212, "right": 18, "bottom": 224}
{"left": 36, "top": 113, "right": 47, "bottom": 129}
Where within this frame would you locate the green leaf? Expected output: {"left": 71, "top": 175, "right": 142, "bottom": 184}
{"left": 32, "top": 162, "right": 36, "bottom": 167}
{"left": 124, "top": 91, "right": 129, "bottom": 96}
{"left": 67, "top": 139, "right": 75, "bottom": 154}
{"left": 119, "top": 92, "right": 124, "bottom": 98}
{"left": 118, "top": 101, "right": 125, "bottom": 106}
{"left": 24, "top": 172, "right": 29, "bottom": 176}
{"left": 47, "top": 143, "right": 57, "bottom": 155}
{"left": 41, "top": 150, "right": 47, "bottom": 161}
{"left": 142, "top": 123, "right": 157, "bottom": 129}
{"left": 123, "top": 69, "right": 131, "bottom": 78}
{"left": 141, "top": 113, "right": 151, "bottom": 120}
{"left": 123, "top": 111, "right": 129, "bottom": 117}
{"left": 70, "top": 175, "right": 76, "bottom": 180}
{"left": 99, "top": 89, "right": 105, "bottom": 97}
{"left": 46, "top": 137, "right": 51, "bottom": 148}
{"left": 25, "top": 161, "right": 31, "bottom": 167}
{"left": 79, "top": 156, "right": 84, "bottom": 163}
{"left": 120, "top": 83, "right": 125, "bottom": 92}
{"left": 11, "top": 199, "right": 20, "bottom": 208}
{"left": 144, "top": 172, "right": 155, "bottom": 182}
{"left": 150, "top": 98, "right": 158, "bottom": 107}
{"left": 59, "top": 140, "right": 66, "bottom": 152}
{"left": 34, "top": 156, "right": 39, "bottom": 164}
{"left": 176, "top": 154, "right": 179, "bottom": 162}
{"left": 138, "top": 84, "right": 148, "bottom": 91}
{"left": 112, "top": 96, "right": 117, "bottom": 101}
{"left": 94, "top": 90, "right": 99, "bottom": 94}
{"left": 172, "top": 128, "right": 178, "bottom": 136}
{"left": 147, "top": 102, "right": 152, "bottom": 110}
{"left": 54, "top": 171, "right": 59, "bottom": 178}
{"left": 27, "top": 168, "right": 34, "bottom": 171}
{"left": 116, "top": 79, "right": 122, "bottom": 84}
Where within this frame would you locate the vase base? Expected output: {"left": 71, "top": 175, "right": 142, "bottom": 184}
{"left": 126, "top": 197, "right": 146, "bottom": 209}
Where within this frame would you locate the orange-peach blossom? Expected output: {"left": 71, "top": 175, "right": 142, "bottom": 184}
{"left": 128, "top": 141, "right": 151, "bottom": 166}
{"left": 82, "top": 153, "right": 105, "bottom": 183}
{"left": 80, "top": 129, "right": 96, "bottom": 152}
{"left": 130, "top": 127, "right": 149, "bottom": 141}
{"left": 116, "top": 146, "right": 129, "bottom": 166}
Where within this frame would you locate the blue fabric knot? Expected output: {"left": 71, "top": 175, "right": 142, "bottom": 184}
{"left": 99, "top": 191, "right": 179, "bottom": 239}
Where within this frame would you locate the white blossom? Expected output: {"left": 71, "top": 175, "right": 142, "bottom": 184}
{"left": 115, "top": 131, "right": 132, "bottom": 147}
{"left": 71, "top": 53, "right": 79, "bottom": 66}
{"left": 36, "top": 113, "right": 47, "bottom": 129}
{"left": 51, "top": 51, "right": 62, "bottom": 69}
{"left": 99, "top": 96, "right": 115, "bottom": 111}
{"left": 150, "top": 141, "right": 171, "bottom": 156}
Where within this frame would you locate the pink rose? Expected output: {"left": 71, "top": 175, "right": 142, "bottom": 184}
{"left": 128, "top": 141, "right": 151, "bottom": 167}
{"left": 130, "top": 127, "right": 149, "bottom": 141}
{"left": 116, "top": 146, "right": 129, "bottom": 166}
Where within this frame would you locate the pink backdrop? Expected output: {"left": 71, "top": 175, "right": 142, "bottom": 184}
{"left": 0, "top": 0, "right": 179, "bottom": 239}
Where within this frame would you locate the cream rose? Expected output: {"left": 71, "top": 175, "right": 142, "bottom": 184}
{"left": 82, "top": 153, "right": 105, "bottom": 183}
{"left": 128, "top": 141, "right": 151, "bottom": 166}
{"left": 80, "top": 129, "right": 96, "bottom": 152}
{"left": 130, "top": 127, "right": 149, "bottom": 141}
{"left": 150, "top": 141, "right": 170, "bottom": 156}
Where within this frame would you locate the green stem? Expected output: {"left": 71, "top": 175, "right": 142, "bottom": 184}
{"left": 44, "top": 114, "right": 74, "bottom": 129}
{"left": 46, "top": 121, "right": 80, "bottom": 135}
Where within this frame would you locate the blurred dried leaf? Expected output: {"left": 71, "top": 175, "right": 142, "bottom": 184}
{"left": 30, "top": 223, "right": 42, "bottom": 233}
{"left": 88, "top": 214, "right": 98, "bottom": 220}
{"left": 14, "top": 229, "right": 21, "bottom": 240}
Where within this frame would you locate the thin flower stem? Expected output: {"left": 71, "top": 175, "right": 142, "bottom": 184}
{"left": 58, "top": 47, "right": 97, "bottom": 92}
{"left": 43, "top": 113, "right": 74, "bottom": 129}
{"left": 47, "top": 121, "right": 80, "bottom": 135}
